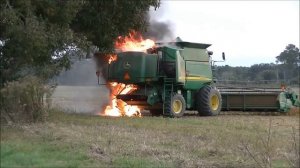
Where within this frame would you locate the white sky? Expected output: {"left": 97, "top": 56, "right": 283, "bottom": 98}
{"left": 150, "top": 1, "right": 299, "bottom": 66}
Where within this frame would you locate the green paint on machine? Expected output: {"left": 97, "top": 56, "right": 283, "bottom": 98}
{"left": 108, "top": 52, "right": 159, "bottom": 84}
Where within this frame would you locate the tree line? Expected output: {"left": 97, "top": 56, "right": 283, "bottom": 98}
{"left": 214, "top": 44, "right": 299, "bottom": 86}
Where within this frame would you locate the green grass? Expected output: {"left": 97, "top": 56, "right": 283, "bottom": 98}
{"left": 1, "top": 143, "right": 89, "bottom": 168}
{"left": 1, "top": 110, "right": 299, "bottom": 167}
{"left": 1, "top": 126, "right": 96, "bottom": 168}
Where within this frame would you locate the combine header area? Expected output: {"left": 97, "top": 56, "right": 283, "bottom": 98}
{"left": 219, "top": 87, "right": 300, "bottom": 112}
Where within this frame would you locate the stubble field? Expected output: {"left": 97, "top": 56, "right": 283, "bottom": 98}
{"left": 1, "top": 85, "right": 299, "bottom": 167}
{"left": 1, "top": 110, "right": 299, "bottom": 168}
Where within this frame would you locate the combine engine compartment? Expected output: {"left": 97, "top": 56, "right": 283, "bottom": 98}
{"left": 106, "top": 51, "right": 159, "bottom": 84}
{"left": 101, "top": 50, "right": 164, "bottom": 110}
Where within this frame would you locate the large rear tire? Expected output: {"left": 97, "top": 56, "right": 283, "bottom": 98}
{"left": 196, "top": 86, "right": 222, "bottom": 116}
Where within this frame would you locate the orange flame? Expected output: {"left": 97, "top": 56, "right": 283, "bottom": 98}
{"left": 103, "top": 83, "right": 141, "bottom": 117}
{"left": 108, "top": 54, "right": 117, "bottom": 64}
{"left": 115, "top": 30, "right": 155, "bottom": 52}
{"left": 102, "top": 31, "right": 155, "bottom": 117}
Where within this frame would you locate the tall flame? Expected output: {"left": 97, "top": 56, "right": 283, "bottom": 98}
{"left": 102, "top": 31, "right": 155, "bottom": 117}
{"left": 103, "top": 83, "right": 140, "bottom": 117}
{"left": 115, "top": 30, "right": 155, "bottom": 52}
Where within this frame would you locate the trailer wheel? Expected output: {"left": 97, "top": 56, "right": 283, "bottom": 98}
{"left": 149, "top": 109, "right": 162, "bottom": 116}
{"left": 197, "top": 86, "right": 222, "bottom": 116}
{"left": 165, "top": 93, "right": 186, "bottom": 117}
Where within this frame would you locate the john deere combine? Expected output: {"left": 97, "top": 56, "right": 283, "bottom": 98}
{"left": 96, "top": 38, "right": 299, "bottom": 117}
{"left": 97, "top": 38, "right": 223, "bottom": 117}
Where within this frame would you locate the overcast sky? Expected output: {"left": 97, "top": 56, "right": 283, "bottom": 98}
{"left": 150, "top": 1, "right": 299, "bottom": 66}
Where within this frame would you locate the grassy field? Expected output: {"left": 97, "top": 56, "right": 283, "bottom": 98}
{"left": 1, "top": 111, "right": 299, "bottom": 168}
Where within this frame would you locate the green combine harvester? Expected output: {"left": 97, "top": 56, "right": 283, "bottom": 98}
{"left": 95, "top": 38, "right": 299, "bottom": 117}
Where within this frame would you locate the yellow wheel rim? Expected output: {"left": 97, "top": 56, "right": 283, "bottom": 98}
{"left": 172, "top": 100, "right": 182, "bottom": 114}
{"left": 210, "top": 95, "right": 220, "bottom": 111}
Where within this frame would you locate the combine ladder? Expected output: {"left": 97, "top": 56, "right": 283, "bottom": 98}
{"left": 163, "top": 78, "right": 174, "bottom": 117}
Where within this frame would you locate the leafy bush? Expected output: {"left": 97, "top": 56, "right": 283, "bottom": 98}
{"left": 0, "top": 76, "right": 54, "bottom": 124}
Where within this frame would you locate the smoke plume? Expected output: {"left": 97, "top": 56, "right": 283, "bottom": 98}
{"left": 143, "top": 11, "right": 175, "bottom": 42}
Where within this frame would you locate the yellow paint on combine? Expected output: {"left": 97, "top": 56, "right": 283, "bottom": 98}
{"left": 185, "top": 76, "right": 212, "bottom": 81}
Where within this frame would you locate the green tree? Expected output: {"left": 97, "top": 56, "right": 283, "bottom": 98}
{"left": 0, "top": 0, "right": 160, "bottom": 86}
{"left": 71, "top": 0, "right": 160, "bottom": 52}
{"left": 248, "top": 63, "right": 275, "bottom": 81}
{"left": 276, "top": 44, "right": 300, "bottom": 81}
{"left": 259, "top": 70, "right": 277, "bottom": 81}
{"left": 276, "top": 44, "right": 300, "bottom": 66}
{"left": 0, "top": 0, "right": 160, "bottom": 123}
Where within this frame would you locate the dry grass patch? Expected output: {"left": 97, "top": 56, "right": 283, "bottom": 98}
{"left": 1, "top": 111, "right": 299, "bottom": 167}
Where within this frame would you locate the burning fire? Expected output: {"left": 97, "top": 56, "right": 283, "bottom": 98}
{"left": 115, "top": 30, "right": 155, "bottom": 52}
{"left": 108, "top": 54, "right": 117, "bottom": 64}
{"left": 104, "top": 83, "right": 141, "bottom": 117}
{"left": 103, "top": 31, "right": 155, "bottom": 117}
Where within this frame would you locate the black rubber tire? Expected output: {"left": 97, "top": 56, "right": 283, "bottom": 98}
{"left": 149, "top": 109, "right": 162, "bottom": 116}
{"left": 165, "top": 93, "right": 186, "bottom": 118}
{"left": 196, "top": 86, "right": 222, "bottom": 116}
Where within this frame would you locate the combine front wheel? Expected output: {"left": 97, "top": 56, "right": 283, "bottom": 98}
{"left": 166, "top": 93, "right": 186, "bottom": 118}
{"left": 196, "top": 86, "right": 222, "bottom": 116}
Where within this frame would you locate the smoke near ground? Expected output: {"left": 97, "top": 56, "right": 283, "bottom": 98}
{"left": 54, "top": 59, "right": 99, "bottom": 86}
{"left": 51, "top": 59, "right": 109, "bottom": 114}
